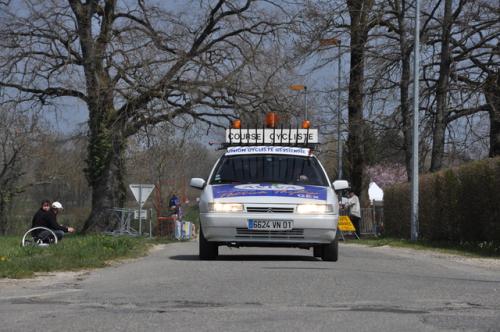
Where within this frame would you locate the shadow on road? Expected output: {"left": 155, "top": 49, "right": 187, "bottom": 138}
{"left": 169, "top": 254, "right": 320, "bottom": 262}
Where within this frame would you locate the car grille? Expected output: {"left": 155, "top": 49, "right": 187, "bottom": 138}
{"left": 246, "top": 207, "right": 295, "bottom": 213}
{"left": 236, "top": 228, "right": 304, "bottom": 239}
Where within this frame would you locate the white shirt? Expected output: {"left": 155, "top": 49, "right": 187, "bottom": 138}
{"left": 347, "top": 195, "right": 361, "bottom": 218}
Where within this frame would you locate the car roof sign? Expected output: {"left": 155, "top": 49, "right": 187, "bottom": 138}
{"left": 225, "top": 128, "right": 318, "bottom": 144}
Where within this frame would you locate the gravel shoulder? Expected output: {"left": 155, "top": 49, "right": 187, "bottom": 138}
{"left": 344, "top": 242, "right": 500, "bottom": 271}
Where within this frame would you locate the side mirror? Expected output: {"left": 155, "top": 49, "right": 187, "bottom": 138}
{"left": 332, "top": 180, "right": 349, "bottom": 191}
{"left": 190, "top": 178, "right": 206, "bottom": 190}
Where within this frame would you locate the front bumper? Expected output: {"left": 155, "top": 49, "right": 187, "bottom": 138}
{"left": 200, "top": 212, "right": 338, "bottom": 245}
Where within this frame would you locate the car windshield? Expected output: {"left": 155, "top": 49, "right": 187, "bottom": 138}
{"left": 210, "top": 154, "right": 329, "bottom": 186}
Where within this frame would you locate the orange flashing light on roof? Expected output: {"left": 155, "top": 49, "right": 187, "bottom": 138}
{"left": 265, "top": 112, "right": 278, "bottom": 128}
{"left": 302, "top": 120, "right": 311, "bottom": 129}
{"left": 232, "top": 119, "right": 241, "bottom": 129}
{"left": 289, "top": 84, "right": 306, "bottom": 91}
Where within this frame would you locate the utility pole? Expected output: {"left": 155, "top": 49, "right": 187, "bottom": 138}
{"left": 411, "top": 0, "right": 420, "bottom": 241}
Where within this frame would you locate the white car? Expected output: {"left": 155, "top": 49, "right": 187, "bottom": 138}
{"left": 190, "top": 146, "right": 348, "bottom": 261}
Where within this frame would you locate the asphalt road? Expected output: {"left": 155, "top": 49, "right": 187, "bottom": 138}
{"left": 1, "top": 241, "right": 500, "bottom": 332}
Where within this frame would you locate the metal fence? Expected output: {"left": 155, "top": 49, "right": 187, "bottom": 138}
{"left": 105, "top": 208, "right": 153, "bottom": 237}
{"left": 340, "top": 204, "right": 383, "bottom": 236}
{"left": 360, "top": 204, "right": 384, "bottom": 236}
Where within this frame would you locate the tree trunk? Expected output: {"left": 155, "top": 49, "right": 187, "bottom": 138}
{"left": 82, "top": 102, "right": 127, "bottom": 233}
{"left": 0, "top": 197, "right": 6, "bottom": 235}
{"left": 396, "top": 0, "right": 413, "bottom": 180}
{"left": 346, "top": 0, "right": 372, "bottom": 195}
{"left": 485, "top": 71, "right": 500, "bottom": 157}
{"left": 430, "top": 0, "right": 453, "bottom": 172}
{"left": 69, "top": 1, "right": 126, "bottom": 233}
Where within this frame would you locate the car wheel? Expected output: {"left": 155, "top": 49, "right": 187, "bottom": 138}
{"left": 313, "top": 245, "right": 322, "bottom": 258}
{"left": 199, "top": 226, "right": 218, "bottom": 260}
{"left": 321, "top": 236, "right": 339, "bottom": 262}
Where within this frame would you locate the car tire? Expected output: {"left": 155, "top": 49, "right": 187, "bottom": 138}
{"left": 199, "top": 226, "right": 218, "bottom": 260}
{"left": 313, "top": 245, "right": 322, "bottom": 258}
{"left": 321, "top": 235, "right": 339, "bottom": 262}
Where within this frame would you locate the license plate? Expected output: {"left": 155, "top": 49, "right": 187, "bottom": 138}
{"left": 247, "top": 219, "right": 293, "bottom": 230}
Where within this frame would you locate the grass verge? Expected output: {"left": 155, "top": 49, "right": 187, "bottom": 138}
{"left": 0, "top": 235, "right": 171, "bottom": 279}
{"left": 343, "top": 237, "right": 500, "bottom": 258}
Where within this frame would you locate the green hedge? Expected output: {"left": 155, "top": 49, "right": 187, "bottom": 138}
{"left": 384, "top": 157, "right": 500, "bottom": 243}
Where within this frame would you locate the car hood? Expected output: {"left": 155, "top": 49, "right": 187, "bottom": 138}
{"left": 210, "top": 183, "right": 329, "bottom": 203}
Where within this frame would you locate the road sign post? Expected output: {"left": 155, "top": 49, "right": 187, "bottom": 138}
{"left": 129, "top": 184, "right": 155, "bottom": 236}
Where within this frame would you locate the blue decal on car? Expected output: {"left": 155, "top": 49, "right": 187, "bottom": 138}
{"left": 212, "top": 183, "right": 327, "bottom": 200}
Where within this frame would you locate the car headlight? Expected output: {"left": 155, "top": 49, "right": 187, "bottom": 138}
{"left": 296, "top": 204, "right": 333, "bottom": 214}
{"left": 208, "top": 202, "right": 244, "bottom": 212}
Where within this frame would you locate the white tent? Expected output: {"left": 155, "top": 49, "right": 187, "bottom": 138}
{"left": 368, "top": 182, "right": 384, "bottom": 203}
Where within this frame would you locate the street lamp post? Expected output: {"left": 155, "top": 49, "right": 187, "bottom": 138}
{"left": 411, "top": 0, "right": 420, "bottom": 242}
{"left": 304, "top": 85, "right": 308, "bottom": 119}
{"left": 289, "top": 84, "right": 308, "bottom": 120}
{"left": 319, "top": 38, "right": 342, "bottom": 179}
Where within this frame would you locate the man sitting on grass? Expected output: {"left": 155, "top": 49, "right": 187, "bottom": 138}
{"left": 32, "top": 201, "right": 75, "bottom": 242}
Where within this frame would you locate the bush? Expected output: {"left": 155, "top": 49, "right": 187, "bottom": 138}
{"left": 384, "top": 183, "right": 410, "bottom": 237}
{"left": 383, "top": 157, "right": 500, "bottom": 244}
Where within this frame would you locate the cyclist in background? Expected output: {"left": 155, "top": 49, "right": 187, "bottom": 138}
{"left": 169, "top": 193, "right": 183, "bottom": 221}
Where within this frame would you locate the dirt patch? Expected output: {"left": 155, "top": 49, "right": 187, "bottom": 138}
{"left": 105, "top": 243, "right": 168, "bottom": 267}
{"left": 0, "top": 270, "right": 90, "bottom": 288}
{"left": 149, "top": 244, "right": 168, "bottom": 253}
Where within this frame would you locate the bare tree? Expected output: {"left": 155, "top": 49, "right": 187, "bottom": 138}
{"left": 449, "top": 0, "right": 500, "bottom": 157}
{"left": 0, "top": 0, "right": 292, "bottom": 232}
{"left": 292, "top": 0, "right": 380, "bottom": 195}
{"left": 390, "top": 0, "right": 413, "bottom": 179}
{"left": 365, "top": 0, "right": 450, "bottom": 177}
{"left": 0, "top": 106, "right": 37, "bottom": 234}
{"left": 344, "top": 0, "right": 377, "bottom": 194}
{"left": 126, "top": 122, "right": 218, "bottom": 214}
{"left": 485, "top": 72, "right": 500, "bottom": 156}
{"left": 428, "top": 0, "right": 466, "bottom": 171}
{"left": 364, "top": 0, "right": 497, "bottom": 173}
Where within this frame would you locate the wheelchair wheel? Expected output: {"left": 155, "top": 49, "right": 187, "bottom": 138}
{"left": 21, "top": 227, "right": 58, "bottom": 247}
